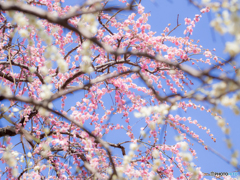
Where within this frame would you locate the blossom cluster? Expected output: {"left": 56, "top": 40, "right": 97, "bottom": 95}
{"left": 80, "top": 40, "right": 94, "bottom": 74}
{"left": 0, "top": 0, "right": 238, "bottom": 179}
{"left": 203, "top": 0, "right": 240, "bottom": 56}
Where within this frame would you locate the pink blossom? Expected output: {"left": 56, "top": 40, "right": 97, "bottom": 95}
{"left": 138, "top": 4, "right": 145, "bottom": 14}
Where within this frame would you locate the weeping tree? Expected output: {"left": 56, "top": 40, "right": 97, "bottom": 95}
{"left": 0, "top": 0, "right": 239, "bottom": 179}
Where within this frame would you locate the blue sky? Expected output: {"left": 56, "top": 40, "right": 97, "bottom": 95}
{"left": 65, "top": 0, "right": 240, "bottom": 176}
{"left": 137, "top": 0, "right": 240, "bottom": 176}
{"left": 92, "top": 0, "right": 240, "bottom": 176}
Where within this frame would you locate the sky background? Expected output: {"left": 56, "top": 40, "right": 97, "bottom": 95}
{"left": 67, "top": 0, "right": 240, "bottom": 176}
{"left": 100, "top": 0, "right": 240, "bottom": 176}
{"left": 1, "top": 0, "right": 240, "bottom": 178}
{"left": 135, "top": 0, "right": 240, "bottom": 176}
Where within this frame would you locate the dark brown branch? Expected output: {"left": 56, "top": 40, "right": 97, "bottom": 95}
{"left": 0, "top": 125, "right": 35, "bottom": 148}
{"left": 108, "top": 142, "right": 126, "bottom": 155}
{"left": 0, "top": 125, "right": 17, "bottom": 137}
{"left": 61, "top": 70, "right": 84, "bottom": 89}
{"left": 98, "top": 16, "right": 114, "bottom": 36}
{"left": 19, "top": 108, "right": 38, "bottom": 126}
{"left": 0, "top": 61, "right": 44, "bottom": 84}
{"left": 0, "top": 71, "right": 28, "bottom": 83}
{"left": 64, "top": 44, "right": 80, "bottom": 60}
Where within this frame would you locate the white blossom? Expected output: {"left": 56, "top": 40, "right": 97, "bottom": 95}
{"left": 27, "top": 14, "right": 36, "bottom": 25}
{"left": 180, "top": 152, "right": 193, "bottom": 162}
{"left": 232, "top": 151, "right": 239, "bottom": 158}
{"left": 44, "top": 76, "right": 52, "bottom": 83}
{"left": 40, "top": 84, "right": 53, "bottom": 99}
{"left": 180, "top": 141, "right": 188, "bottom": 151}
{"left": 8, "top": 158, "right": 17, "bottom": 167}
{"left": 134, "top": 112, "right": 142, "bottom": 118}
{"left": 94, "top": 2, "right": 102, "bottom": 10}
{"left": 27, "top": 76, "right": 33, "bottom": 83}
{"left": 35, "top": 20, "right": 43, "bottom": 29}
{"left": 140, "top": 107, "right": 151, "bottom": 117}
{"left": 12, "top": 108, "right": 19, "bottom": 112}
{"left": 211, "top": 82, "right": 227, "bottom": 97}
{"left": 44, "top": 51, "right": 51, "bottom": 59}
{"left": 82, "top": 55, "right": 92, "bottom": 64}
{"left": 7, "top": 11, "right": 14, "bottom": 18}
{"left": 156, "top": 117, "right": 164, "bottom": 124}
{"left": 82, "top": 14, "right": 96, "bottom": 23}
{"left": 140, "top": 130, "right": 147, "bottom": 138}
{"left": 152, "top": 149, "right": 159, "bottom": 159}
{"left": 81, "top": 49, "right": 92, "bottom": 56}
{"left": 3, "top": 151, "right": 11, "bottom": 160}
{"left": 223, "top": 127, "right": 231, "bottom": 135}
{"left": 57, "top": 59, "right": 68, "bottom": 73}
{"left": 82, "top": 40, "right": 92, "bottom": 50}
{"left": 81, "top": 63, "right": 94, "bottom": 74}
{"left": 29, "top": 67, "right": 36, "bottom": 73}
{"left": 45, "top": 60, "right": 52, "bottom": 69}
{"left": 11, "top": 168, "right": 18, "bottom": 177}
{"left": 222, "top": 10, "right": 230, "bottom": 20}
{"left": 19, "top": 29, "right": 29, "bottom": 38}
{"left": 231, "top": 158, "right": 238, "bottom": 167}
{"left": 123, "top": 155, "right": 130, "bottom": 165}
{"left": 48, "top": 102, "right": 53, "bottom": 109}
{"left": 202, "top": 0, "right": 210, "bottom": 4}
{"left": 175, "top": 135, "right": 183, "bottom": 142}
{"left": 53, "top": 52, "right": 62, "bottom": 61}
{"left": 153, "top": 159, "right": 161, "bottom": 166}
{"left": 39, "top": 107, "right": 50, "bottom": 117}
{"left": 148, "top": 121, "right": 156, "bottom": 130}
{"left": 116, "top": 167, "right": 124, "bottom": 176}
{"left": 225, "top": 41, "right": 239, "bottom": 56}
{"left": 47, "top": 45, "right": 58, "bottom": 54}
{"left": 45, "top": 36, "right": 52, "bottom": 45}
{"left": 152, "top": 165, "right": 158, "bottom": 172}
{"left": 13, "top": 13, "right": 24, "bottom": 24}
{"left": 128, "top": 150, "right": 134, "bottom": 158}
{"left": 16, "top": 16, "right": 28, "bottom": 27}
{"left": 129, "top": 143, "right": 138, "bottom": 151}
{"left": 34, "top": 165, "right": 40, "bottom": 171}
{"left": 220, "top": 96, "right": 235, "bottom": 106}
{"left": 28, "top": 161, "right": 33, "bottom": 166}
{"left": 12, "top": 151, "right": 19, "bottom": 157}
{"left": 151, "top": 175, "right": 159, "bottom": 180}
{"left": 0, "top": 85, "right": 12, "bottom": 96}
{"left": 90, "top": 26, "right": 98, "bottom": 34}
{"left": 44, "top": 128, "right": 50, "bottom": 135}
{"left": 9, "top": 112, "right": 14, "bottom": 117}
{"left": 217, "top": 119, "right": 225, "bottom": 127}
{"left": 107, "top": 168, "right": 112, "bottom": 174}
{"left": 39, "top": 30, "right": 48, "bottom": 40}
{"left": 40, "top": 66, "right": 49, "bottom": 76}
{"left": 210, "top": 2, "right": 220, "bottom": 12}
{"left": 27, "top": 152, "right": 32, "bottom": 158}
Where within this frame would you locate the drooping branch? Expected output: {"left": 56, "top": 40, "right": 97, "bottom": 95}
{"left": 51, "top": 68, "right": 139, "bottom": 101}
{"left": 0, "top": 124, "right": 35, "bottom": 148}
{"left": 0, "top": 94, "right": 119, "bottom": 178}
{"left": 0, "top": 71, "right": 28, "bottom": 83}
{"left": 0, "top": 1, "right": 229, "bottom": 84}
{"left": 0, "top": 61, "right": 44, "bottom": 84}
